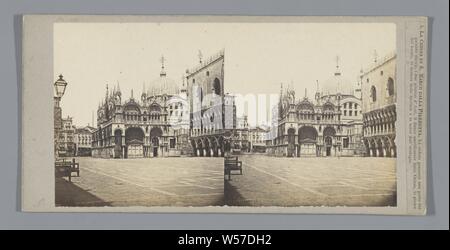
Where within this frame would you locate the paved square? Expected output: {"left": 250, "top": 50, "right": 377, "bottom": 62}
{"left": 225, "top": 155, "right": 397, "bottom": 207}
{"left": 56, "top": 155, "right": 397, "bottom": 208}
{"left": 56, "top": 157, "right": 224, "bottom": 207}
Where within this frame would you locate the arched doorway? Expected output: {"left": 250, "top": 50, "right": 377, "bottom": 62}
{"left": 191, "top": 140, "right": 197, "bottom": 156}
{"left": 125, "top": 127, "right": 144, "bottom": 158}
{"left": 376, "top": 138, "right": 384, "bottom": 157}
{"left": 323, "top": 127, "right": 336, "bottom": 157}
{"left": 151, "top": 137, "right": 159, "bottom": 157}
{"left": 150, "top": 127, "right": 163, "bottom": 157}
{"left": 369, "top": 138, "right": 377, "bottom": 157}
{"left": 383, "top": 137, "right": 391, "bottom": 157}
{"left": 197, "top": 139, "right": 204, "bottom": 157}
{"left": 218, "top": 136, "right": 225, "bottom": 157}
{"left": 224, "top": 140, "right": 231, "bottom": 155}
{"left": 325, "top": 136, "right": 333, "bottom": 156}
{"left": 298, "top": 126, "right": 318, "bottom": 157}
{"left": 114, "top": 129, "right": 123, "bottom": 158}
{"left": 204, "top": 138, "right": 211, "bottom": 157}
{"left": 287, "top": 128, "right": 296, "bottom": 157}
{"left": 212, "top": 137, "right": 220, "bottom": 157}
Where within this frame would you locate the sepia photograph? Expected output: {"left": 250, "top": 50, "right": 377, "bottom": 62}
{"left": 52, "top": 21, "right": 398, "bottom": 208}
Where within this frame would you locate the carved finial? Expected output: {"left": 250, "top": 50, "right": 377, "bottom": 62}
{"left": 334, "top": 56, "right": 341, "bottom": 76}
{"left": 373, "top": 50, "right": 378, "bottom": 63}
{"left": 198, "top": 50, "right": 203, "bottom": 64}
{"left": 160, "top": 55, "right": 165, "bottom": 68}
{"left": 160, "top": 55, "right": 166, "bottom": 77}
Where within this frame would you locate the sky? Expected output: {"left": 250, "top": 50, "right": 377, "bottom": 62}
{"left": 54, "top": 22, "right": 395, "bottom": 127}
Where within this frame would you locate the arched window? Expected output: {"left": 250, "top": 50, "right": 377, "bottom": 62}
{"left": 213, "top": 78, "right": 221, "bottom": 96}
{"left": 370, "top": 86, "right": 377, "bottom": 102}
{"left": 387, "top": 77, "right": 395, "bottom": 96}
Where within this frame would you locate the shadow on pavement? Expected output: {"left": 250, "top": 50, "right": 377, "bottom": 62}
{"left": 224, "top": 179, "right": 251, "bottom": 206}
{"left": 55, "top": 177, "right": 111, "bottom": 207}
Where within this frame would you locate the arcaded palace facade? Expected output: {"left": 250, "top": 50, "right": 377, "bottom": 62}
{"left": 361, "top": 53, "right": 397, "bottom": 157}
{"left": 187, "top": 50, "right": 237, "bottom": 157}
{"left": 92, "top": 60, "right": 190, "bottom": 158}
{"left": 266, "top": 60, "right": 364, "bottom": 157}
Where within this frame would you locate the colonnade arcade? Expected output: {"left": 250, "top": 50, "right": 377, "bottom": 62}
{"left": 190, "top": 136, "right": 231, "bottom": 157}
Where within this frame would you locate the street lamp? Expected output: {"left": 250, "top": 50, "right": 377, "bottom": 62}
{"left": 54, "top": 74, "right": 68, "bottom": 99}
{"left": 54, "top": 74, "right": 68, "bottom": 159}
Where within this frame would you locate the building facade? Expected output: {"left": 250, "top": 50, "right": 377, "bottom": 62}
{"left": 248, "top": 127, "right": 269, "bottom": 153}
{"left": 74, "top": 126, "right": 95, "bottom": 156}
{"left": 266, "top": 62, "right": 364, "bottom": 157}
{"left": 187, "top": 50, "right": 236, "bottom": 157}
{"left": 233, "top": 116, "right": 251, "bottom": 152}
{"left": 361, "top": 53, "right": 397, "bottom": 157}
{"left": 92, "top": 61, "right": 190, "bottom": 158}
{"left": 58, "top": 116, "right": 76, "bottom": 157}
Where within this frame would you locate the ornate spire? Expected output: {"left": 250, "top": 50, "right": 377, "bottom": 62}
{"left": 131, "top": 88, "right": 134, "bottom": 99}
{"left": 198, "top": 50, "right": 203, "bottom": 64}
{"left": 116, "top": 81, "right": 121, "bottom": 93}
{"left": 304, "top": 88, "right": 307, "bottom": 99}
{"left": 373, "top": 49, "right": 378, "bottom": 63}
{"left": 315, "top": 80, "right": 321, "bottom": 101}
{"left": 334, "top": 56, "right": 341, "bottom": 76}
{"left": 280, "top": 83, "right": 284, "bottom": 100}
{"left": 160, "top": 55, "right": 166, "bottom": 77}
{"left": 105, "top": 84, "right": 109, "bottom": 101}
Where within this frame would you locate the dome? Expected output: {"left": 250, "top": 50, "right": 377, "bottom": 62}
{"left": 321, "top": 67, "right": 356, "bottom": 96}
{"left": 147, "top": 73, "right": 180, "bottom": 97}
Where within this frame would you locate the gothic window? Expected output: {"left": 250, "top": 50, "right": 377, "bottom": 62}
{"left": 213, "top": 78, "right": 221, "bottom": 96}
{"left": 387, "top": 77, "right": 395, "bottom": 96}
{"left": 370, "top": 86, "right": 377, "bottom": 102}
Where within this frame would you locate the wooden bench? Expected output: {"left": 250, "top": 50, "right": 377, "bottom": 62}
{"left": 55, "top": 158, "right": 80, "bottom": 182}
{"left": 224, "top": 156, "right": 242, "bottom": 180}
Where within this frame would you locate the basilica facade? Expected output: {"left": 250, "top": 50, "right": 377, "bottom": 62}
{"left": 266, "top": 62, "right": 365, "bottom": 157}
{"left": 92, "top": 61, "right": 190, "bottom": 158}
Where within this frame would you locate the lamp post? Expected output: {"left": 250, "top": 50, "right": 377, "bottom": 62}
{"left": 54, "top": 74, "right": 68, "bottom": 159}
